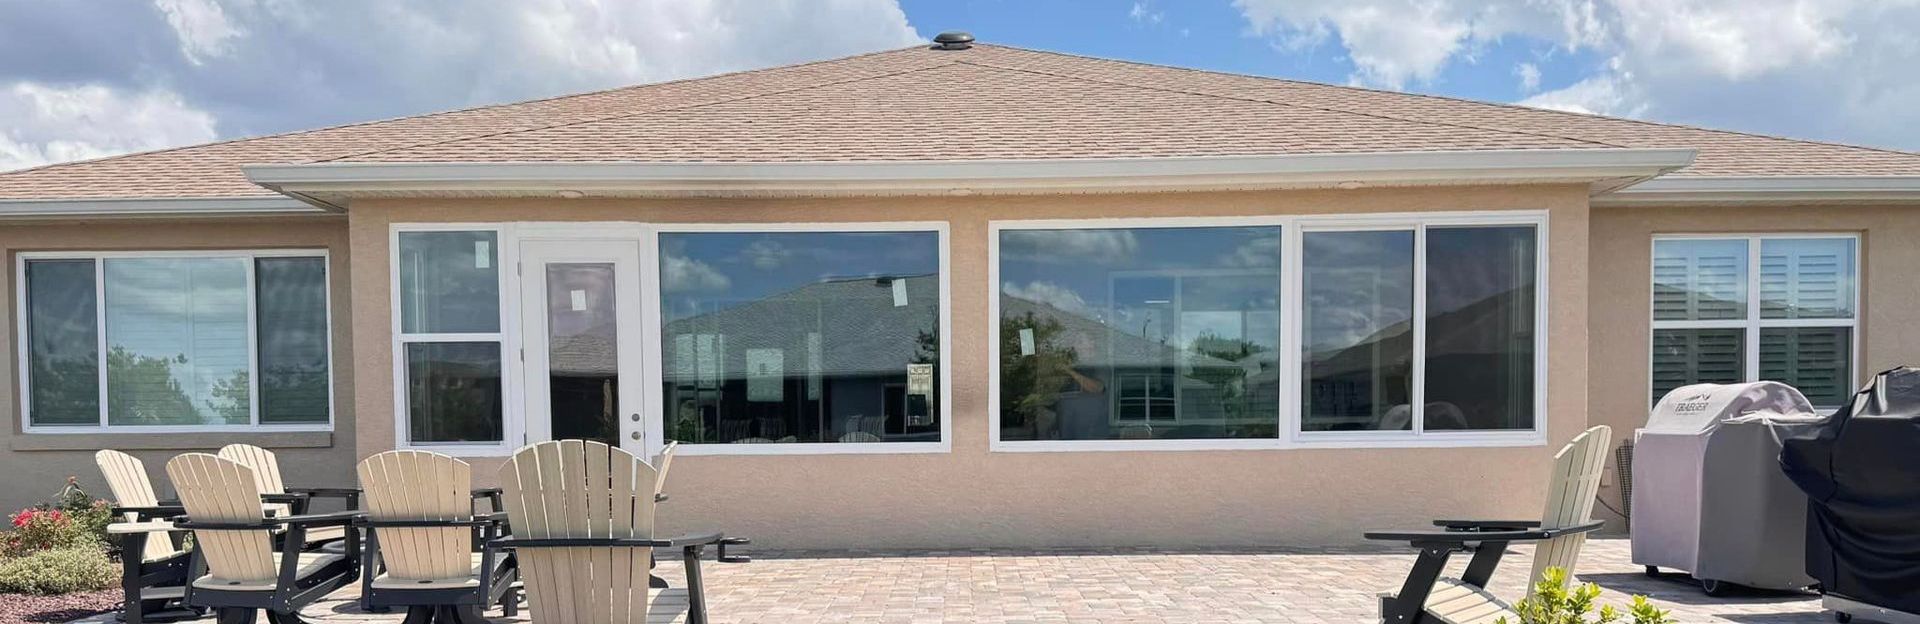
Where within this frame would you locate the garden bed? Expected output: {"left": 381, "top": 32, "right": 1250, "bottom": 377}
{"left": 0, "top": 589, "right": 118, "bottom": 623}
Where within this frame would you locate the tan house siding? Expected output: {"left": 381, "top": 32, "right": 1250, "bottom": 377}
{"left": 1586, "top": 203, "right": 1920, "bottom": 524}
{"left": 0, "top": 218, "right": 357, "bottom": 512}
{"left": 350, "top": 184, "right": 1590, "bottom": 549}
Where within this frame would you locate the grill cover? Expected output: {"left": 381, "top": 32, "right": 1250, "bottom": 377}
{"left": 1631, "top": 382, "right": 1822, "bottom": 589}
{"left": 1782, "top": 367, "right": 1920, "bottom": 614}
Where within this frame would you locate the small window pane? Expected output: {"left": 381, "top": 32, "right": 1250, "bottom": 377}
{"left": 25, "top": 260, "right": 100, "bottom": 426}
{"left": 1302, "top": 230, "right": 1414, "bottom": 432}
{"left": 1653, "top": 239, "right": 1748, "bottom": 321}
{"left": 660, "top": 231, "right": 941, "bottom": 444}
{"left": 997, "top": 226, "right": 1282, "bottom": 441}
{"left": 256, "top": 257, "right": 330, "bottom": 423}
{"left": 104, "top": 258, "right": 251, "bottom": 426}
{"left": 1651, "top": 328, "right": 1745, "bottom": 405}
{"left": 398, "top": 231, "right": 500, "bottom": 334}
{"left": 406, "top": 342, "right": 503, "bottom": 443}
{"left": 1425, "top": 227, "right": 1537, "bottom": 431}
{"left": 1760, "top": 238, "right": 1855, "bottom": 320}
{"left": 1761, "top": 327, "right": 1851, "bottom": 407}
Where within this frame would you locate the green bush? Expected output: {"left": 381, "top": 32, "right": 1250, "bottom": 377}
{"left": 1500, "top": 567, "right": 1675, "bottom": 624}
{"left": 0, "top": 546, "right": 116, "bottom": 595}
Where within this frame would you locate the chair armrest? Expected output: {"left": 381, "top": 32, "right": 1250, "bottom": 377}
{"left": 470, "top": 488, "right": 501, "bottom": 499}
{"left": 260, "top": 493, "right": 312, "bottom": 504}
{"left": 108, "top": 521, "right": 180, "bottom": 534}
{"left": 1433, "top": 519, "right": 1542, "bottom": 531}
{"left": 286, "top": 486, "right": 361, "bottom": 498}
{"left": 492, "top": 532, "right": 716, "bottom": 549}
{"left": 280, "top": 510, "right": 362, "bottom": 528}
{"left": 1365, "top": 520, "right": 1604, "bottom": 545}
{"left": 112, "top": 505, "right": 187, "bottom": 519}
{"left": 356, "top": 517, "right": 495, "bottom": 528}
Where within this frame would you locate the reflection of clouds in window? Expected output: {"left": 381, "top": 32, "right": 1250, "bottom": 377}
{"left": 1002, "top": 229, "right": 1138, "bottom": 264}
{"left": 739, "top": 239, "right": 793, "bottom": 270}
{"left": 660, "top": 254, "right": 731, "bottom": 293}
{"left": 1302, "top": 231, "right": 1414, "bottom": 353}
{"left": 1218, "top": 236, "right": 1281, "bottom": 268}
{"left": 1001, "top": 280, "right": 1092, "bottom": 316}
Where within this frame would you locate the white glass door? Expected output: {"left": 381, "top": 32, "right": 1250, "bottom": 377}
{"left": 518, "top": 239, "right": 645, "bottom": 453}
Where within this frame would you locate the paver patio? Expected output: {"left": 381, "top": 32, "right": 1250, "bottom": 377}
{"left": 70, "top": 538, "right": 1825, "bottom": 623}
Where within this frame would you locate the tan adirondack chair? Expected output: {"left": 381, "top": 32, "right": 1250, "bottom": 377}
{"left": 165, "top": 453, "right": 358, "bottom": 624}
{"left": 217, "top": 444, "right": 355, "bottom": 550}
{"left": 96, "top": 450, "right": 198, "bottom": 623}
{"left": 494, "top": 440, "right": 746, "bottom": 624}
{"left": 355, "top": 450, "right": 518, "bottom": 622}
{"left": 1368, "top": 425, "right": 1613, "bottom": 624}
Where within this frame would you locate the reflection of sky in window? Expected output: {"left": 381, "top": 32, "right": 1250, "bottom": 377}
{"left": 999, "top": 227, "right": 1282, "bottom": 351}
{"left": 103, "top": 258, "right": 250, "bottom": 422}
{"left": 660, "top": 231, "right": 939, "bottom": 320}
{"left": 1302, "top": 230, "right": 1414, "bottom": 354}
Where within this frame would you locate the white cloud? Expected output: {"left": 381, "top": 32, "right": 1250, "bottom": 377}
{"left": 1001, "top": 230, "right": 1139, "bottom": 264}
{"left": 1220, "top": 236, "right": 1281, "bottom": 268}
{"left": 661, "top": 254, "right": 731, "bottom": 293}
{"left": 153, "top": 0, "right": 243, "bottom": 64}
{"left": 0, "top": 82, "right": 218, "bottom": 172}
{"left": 1129, "top": 1, "right": 1164, "bottom": 25}
{"left": 1233, "top": 0, "right": 1920, "bottom": 149}
{"left": 740, "top": 240, "right": 794, "bottom": 270}
{"left": 1514, "top": 62, "right": 1540, "bottom": 93}
{"left": 0, "top": 0, "right": 924, "bottom": 167}
{"left": 1002, "top": 281, "right": 1091, "bottom": 315}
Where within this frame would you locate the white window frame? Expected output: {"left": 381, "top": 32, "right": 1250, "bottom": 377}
{"left": 390, "top": 221, "right": 953, "bottom": 457}
{"left": 649, "top": 221, "right": 952, "bottom": 456}
{"left": 17, "top": 249, "right": 335, "bottom": 434}
{"left": 1647, "top": 233, "right": 1860, "bottom": 408}
{"left": 988, "top": 211, "right": 1550, "bottom": 452}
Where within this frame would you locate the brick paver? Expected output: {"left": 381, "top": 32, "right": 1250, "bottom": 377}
{"left": 71, "top": 538, "right": 1826, "bottom": 623}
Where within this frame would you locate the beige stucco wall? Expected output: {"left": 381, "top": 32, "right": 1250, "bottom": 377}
{"left": 349, "top": 184, "right": 1592, "bottom": 549}
{"left": 1587, "top": 203, "right": 1920, "bottom": 524}
{"left": 0, "top": 218, "right": 357, "bottom": 513}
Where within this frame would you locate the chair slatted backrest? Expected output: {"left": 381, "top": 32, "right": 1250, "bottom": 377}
{"left": 358, "top": 450, "right": 473, "bottom": 581}
{"left": 652, "top": 441, "right": 678, "bottom": 499}
{"left": 501, "top": 440, "right": 658, "bottom": 624}
{"left": 217, "top": 444, "right": 287, "bottom": 496}
{"left": 95, "top": 450, "right": 181, "bottom": 562}
{"left": 165, "top": 453, "right": 276, "bottom": 584}
{"left": 1527, "top": 425, "right": 1613, "bottom": 594}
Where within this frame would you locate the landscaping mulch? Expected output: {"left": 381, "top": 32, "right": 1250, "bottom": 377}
{"left": 0, "top": 590, "right": 118, "bottom": 624}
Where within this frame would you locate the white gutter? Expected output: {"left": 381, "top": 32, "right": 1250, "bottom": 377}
{"left": 245, "top": 148, "right": 1697, "bottom": 198}
{"left": 0, "top": 196, "right": 327, "bottom": 219}
{"left": 1596, "top": 176, "right": 1920, "bottom": 206}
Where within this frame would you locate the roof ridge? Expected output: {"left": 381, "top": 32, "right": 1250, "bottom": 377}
{"left": 323, "top": 58, "right": 963, "bottom": 162}
{"left": 1, "top": 45, "right": 938, "bottom": 177}
{"left": 971, "top": 43, "right": 1920, "bottom": 162}
{"left": 954, "top": 55, "right": 1627, "bottom": 151}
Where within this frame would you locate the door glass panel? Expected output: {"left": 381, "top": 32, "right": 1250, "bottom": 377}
{"left": 545, "top": 263, "right": 619, "bottom": 445}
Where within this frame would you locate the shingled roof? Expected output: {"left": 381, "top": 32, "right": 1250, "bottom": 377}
{"left": 4, "top": 43, "right": 1919, "bottom": 201}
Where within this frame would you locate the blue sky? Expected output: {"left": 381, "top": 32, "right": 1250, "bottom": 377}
{"left": 1, "top": 0, "right": 1916, "bottom": 172}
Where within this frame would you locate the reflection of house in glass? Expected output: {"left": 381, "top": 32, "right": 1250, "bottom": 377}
{"left": 999, "top": 291, "right": 1281, "bottom": 441}
{"left": 658, "top": 274, "right": 939, "bottom": 444}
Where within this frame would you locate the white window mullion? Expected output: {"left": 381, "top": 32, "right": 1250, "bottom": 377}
{"left": 94, "top": 257, "right": 108, "bottom": 427}
{"left": 1745, "top": 237, "right": 1764, "bottom": 382}
{"left": 244, "top": 257, "right": 262, "bottom": 425}
{"left": 1410, "top": 225, "right": 1427, "bottom": 434}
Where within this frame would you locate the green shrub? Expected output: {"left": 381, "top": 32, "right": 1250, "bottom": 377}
{"left": 0, "top": 546, "right": 116, "bottom": 595}
{"left": 1499, "top": 567, "right": 1676, "bottom": 624}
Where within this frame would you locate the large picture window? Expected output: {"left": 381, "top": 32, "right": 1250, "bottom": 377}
{"left": 997, "top": 226, "right": 1283, "bottom": 442}
{"left": 1651, "top": 235, "right": 1856, "bottom": 407}
{"left": 395, "top": 230, "right": 505, "bottom": 445}
{"left": 993, "top": 216, "right": 1543, "bottom": 449}
{"left": 658, "top": 228, "right": 946, "bottom": 447}
{"left": 20, "top": 251, "right": 331, "bottom": 431}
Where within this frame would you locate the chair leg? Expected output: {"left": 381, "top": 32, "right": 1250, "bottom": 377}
{"left": 683, "top": 545, "right": 709, "bottom": 624}
{"left": 499, "top": 586, "right": 520, "bottom": 618}
{"left": 214, "top": 608, "right": 258, "bottom": 624}
{"left": 441, "top": 605, "right": 487, "bottom": 624}
{"left": 399, "top": 607, "right": 435, "bottom": 624}
{"left": 1383, "top": 545, "right": 1453, "bottom": 624}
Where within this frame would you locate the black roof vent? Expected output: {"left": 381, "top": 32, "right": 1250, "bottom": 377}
{"left": 932, "top": 31, "right": 974, "bottom": 50}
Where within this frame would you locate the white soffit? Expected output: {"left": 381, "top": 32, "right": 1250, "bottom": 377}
{"left": 244, "top": 148, "right": 1698, "bottom": 201}
{"left": 1597, "top": 176, "right": 1920, "bottom": 206}
{"left": 0, "top": 196, "right": 328, "bottom": 219}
